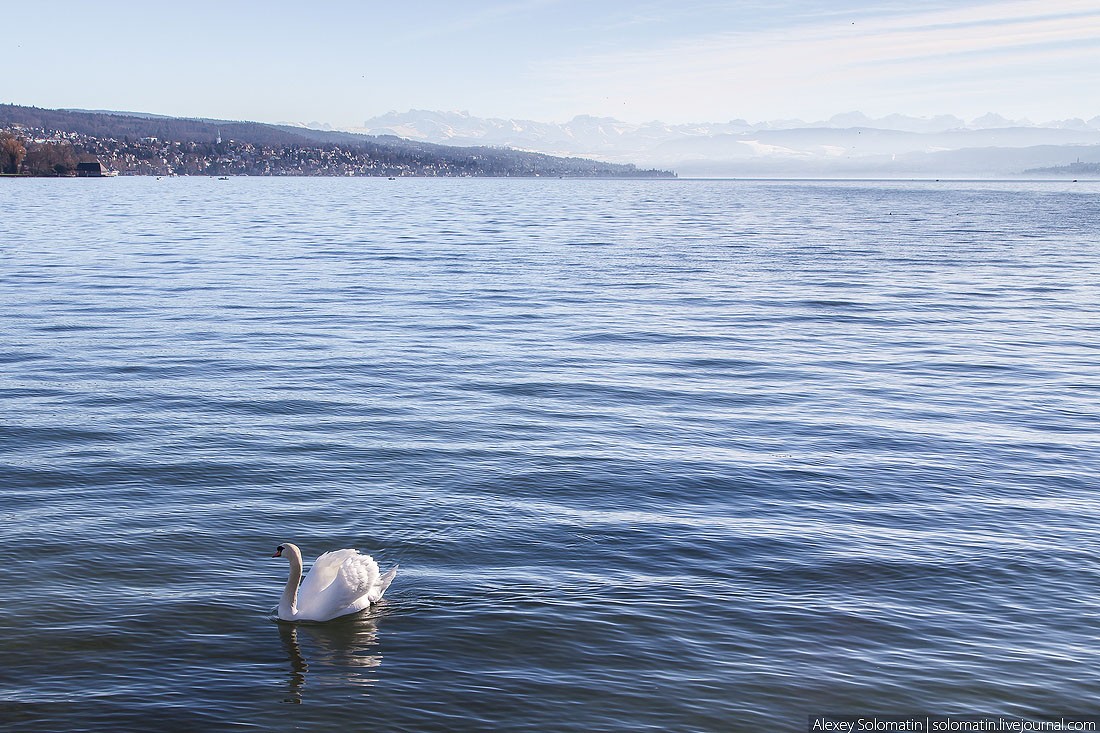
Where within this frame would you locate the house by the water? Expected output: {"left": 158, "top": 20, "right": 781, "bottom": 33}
{"left": 76, "top": 161, "right": 118, "bottom": 177}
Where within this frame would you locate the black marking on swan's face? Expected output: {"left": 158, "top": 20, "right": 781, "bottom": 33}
{"left": 273, "top": 545, "right": 285, "bottom": 557}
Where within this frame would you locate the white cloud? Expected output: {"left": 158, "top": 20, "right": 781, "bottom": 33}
{"left": 530, "top": 0, "right": 1100, "bottom": 122}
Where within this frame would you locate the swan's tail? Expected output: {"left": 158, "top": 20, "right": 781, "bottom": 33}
{"left": 376, "top": 565, "right": 398, "bottom": 599}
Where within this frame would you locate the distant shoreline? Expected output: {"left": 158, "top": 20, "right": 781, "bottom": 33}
{"left": 4, "top": 174, "right": 1095, "bottom": 182}
{"left": 1, "top": 103, "right": 675, "bottom": 179}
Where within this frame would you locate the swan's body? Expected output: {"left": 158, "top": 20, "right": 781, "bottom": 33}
{"left": 273, "top": 542, "right": 397, "bottom": 622}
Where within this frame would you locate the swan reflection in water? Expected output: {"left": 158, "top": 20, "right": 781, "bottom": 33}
{"left": 277, "top": 614, "right": 383, "bottom": 704}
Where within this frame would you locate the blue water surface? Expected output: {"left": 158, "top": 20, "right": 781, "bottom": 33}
{"left": 1, "top": 177, "right": 1099, "bottom": 732}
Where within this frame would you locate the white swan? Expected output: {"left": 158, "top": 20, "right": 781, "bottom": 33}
{"left": 273, "top": 542, "right": 397, "bottom": 622}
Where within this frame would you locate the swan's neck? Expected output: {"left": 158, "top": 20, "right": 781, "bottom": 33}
{"left": 279, "top": 548, "right": 303, "bottom": 618}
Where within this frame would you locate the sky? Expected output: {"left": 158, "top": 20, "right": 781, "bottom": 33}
{"left": 4, "top": 0, "right": 1098, "bottom": 127}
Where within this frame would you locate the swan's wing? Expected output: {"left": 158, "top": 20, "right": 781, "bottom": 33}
{"left": 322, "top": 554, "right": 383, "bottom": 613}
{"left": 295, "top": 549, "right": 360, "bottom": 614}
{"left": 297, "top": 551, "right": 385, "bottom": 619}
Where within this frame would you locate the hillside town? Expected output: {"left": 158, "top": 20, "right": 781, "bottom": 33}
{"left": 0, "top": 106, "right": 673, "bottom": 178}
{"left": 0, "top": 124, "right": 529, "bottom": 177}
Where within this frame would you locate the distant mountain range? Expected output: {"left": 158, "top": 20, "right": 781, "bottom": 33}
{"left": 342, "top": 110, "right": 1100, "bottom": 178}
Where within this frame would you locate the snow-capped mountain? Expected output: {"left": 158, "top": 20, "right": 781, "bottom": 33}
{"left": 345, "top": 110, "right": 1100, "bottom": 177}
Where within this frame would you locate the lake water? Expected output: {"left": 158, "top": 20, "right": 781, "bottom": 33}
{"left": 2, "top": 177, "right": 1099, "bottom": 732}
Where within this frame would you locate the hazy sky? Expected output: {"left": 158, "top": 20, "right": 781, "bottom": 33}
{"left": 4, "top": 0, "right": 1098, "bottom": 126}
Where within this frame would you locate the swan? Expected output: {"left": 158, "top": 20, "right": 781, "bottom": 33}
{"left": 272, "top": 542, "right": 397, "bottom": 622}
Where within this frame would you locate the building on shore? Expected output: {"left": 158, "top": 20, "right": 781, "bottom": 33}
{"left": 76, "top": 161, "right": 118, "bottom": 177}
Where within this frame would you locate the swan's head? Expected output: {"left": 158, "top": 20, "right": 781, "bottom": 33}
{"left": 272, "top": 542, "right": 300, "bottom": 559}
